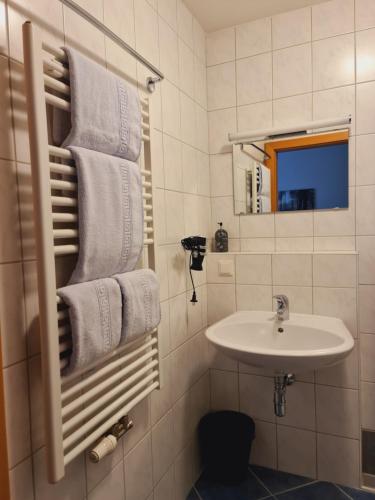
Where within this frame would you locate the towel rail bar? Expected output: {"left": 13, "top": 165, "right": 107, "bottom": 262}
{"left": 63, "top": 371, "right": 158, "bottom": 450}
{"left": 57, "top": 310, "right": 69, "bottom": 321}
{"left": 60, "top": 359, "right": 69, "bottom": 371}
{"left": 51, "top": 196, "right": 77, "bottom": 207}
{"left": 59, "top": 339, "right": 72, "bottom": 352}
{"left": 140, "top": 97, "right": 149, "bottom": 107}
{"left": 61, "top": 336, "right": 157, "bottom": 400}
{"left": 42, "top": 41, "right": 66, "bottom": 60}
{"left": 45, "top": 91, "right": 151, "bottom": 139}
{"left": 45, "top": 91, "right": 70, "bottom": 110}
{"left": 58, "top": 324, "right": 71, "bottom": 336}
{"left": 51, "top": 179, "right": 77, "bottom": 191}
{"left": 53, "top": 229, "right": 78, "bottom": 239}
{"left": 44, "top": 74, "right": 70, "bottom": 95}
{"left": 62, "top": 363, "right": 158, "bottom": 435}
{"left": 62, "top": 350, "right": 158, "bottom": 419}
{"left": 48, "top": 145, "right": 72, "bottom": 160}
{"left": 52, "top": 177, "right": 151, "bottom": 192}
{"left": 54, "top": 237, "right": 154, "bottom": 256}
{"left": 62, "top": 357, "right": 158, "bottom": 428}
{"left": 43, "top": 58, "right": 69, "bottom": 78}
{"left": 23, "top": 22, "right": 160, "bottom": 482}
{"left": 54, "top": 244, "right": 78, "bottom": 255}
{"left": 49, "top": 146, "right": 150, "bottom": 175}
{"left": 52, "top": 213, "right": 77, "bottom": 223}
{"left": 49, "top": 163, "right": 76, "bottom": 175}
{"left": 64, "top": 382, "right": 159, "bottom": 465}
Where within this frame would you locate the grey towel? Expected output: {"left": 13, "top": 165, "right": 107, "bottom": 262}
{"left": 69, "top": 147, "right": 144, "bottom": 284}
{"left": 54, "top": 47, "right": 141, "bottom": 162}
{"left": 58, "top": 278, "right": 122, "bottom": 373}
{"left": 115, "top": 269, "right": 161, "bottom": 343}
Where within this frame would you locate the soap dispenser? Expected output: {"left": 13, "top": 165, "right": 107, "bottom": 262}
{"left": 214, "top": 222, "right": 228, "bottom": 252}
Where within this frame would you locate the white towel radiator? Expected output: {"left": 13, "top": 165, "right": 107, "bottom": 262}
{"left": 22, "top": 21, "right": 162, "bottom": 483}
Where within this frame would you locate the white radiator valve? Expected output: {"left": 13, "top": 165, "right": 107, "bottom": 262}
{"left": 88, "top": 416, "right": 134, "bottom": 463}
{"left": 89, "top": 434, "right": 117, "bottom": 463}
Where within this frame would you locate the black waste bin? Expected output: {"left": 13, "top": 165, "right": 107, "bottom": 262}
{"left": 198, "top": 411, "right": 255, "bottom": 484}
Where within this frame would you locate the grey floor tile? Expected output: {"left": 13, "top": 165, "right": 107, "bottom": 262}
{"left": 338, "top": 485, "right": 375, "bottom": 499}
{"left": 186, "top": 488, "right": 200, "bottom": 500}
{"left": 195, "top": 470, "right": 271, "bottom": 500}
{"left": 251, "top": 465, "right": 314, "bottom": 495}
{"left": 275, "top": 482, "right": 347, "bottom": 499}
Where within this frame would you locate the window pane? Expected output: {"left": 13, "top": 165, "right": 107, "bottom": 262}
{"left": 277, "top": 142, "right": 348, "bottom": 211}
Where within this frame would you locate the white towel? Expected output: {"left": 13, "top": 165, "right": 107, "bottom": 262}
{"left": 257, "top": 194, "right": 271, "bottom": 213}
{"left": 257, "top": 163, "right": 271, "bottom": 196}
{"left": 58, "top": 278, "right": 122, "bottom": 374}
{"left": 69, "top": 147, "right": 144, "bottom": 284}
{"left": 114, "top": 269, "right": 161, "bottom": 343}
{"left": 54, "top": 47, "right": 142, "bottom": 162}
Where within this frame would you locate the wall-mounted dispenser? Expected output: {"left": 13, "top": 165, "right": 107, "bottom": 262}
{"left": 214, "top": 222, "right": 228, "bottom": 252}
{"left": 181, "top": 236, "right": 206, "bottom": 303}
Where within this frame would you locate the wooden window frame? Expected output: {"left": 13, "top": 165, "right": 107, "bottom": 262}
{"left": 264, "top": 131, "right": 349, "bottom": 212}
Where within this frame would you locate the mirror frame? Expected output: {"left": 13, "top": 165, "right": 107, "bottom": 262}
{"left": 264, "top": 130, "right": 349, "bottom": 212}
{"left": 0, "top": 329, "right": 10, "bottom": 500}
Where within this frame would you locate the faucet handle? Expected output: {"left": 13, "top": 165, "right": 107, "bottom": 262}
{"left": 273, "top": 294, "right": 289, "bottom": 308}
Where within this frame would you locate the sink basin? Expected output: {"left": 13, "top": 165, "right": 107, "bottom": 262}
{"left": 206, "top": 311, "right": 354, "bottom": 374}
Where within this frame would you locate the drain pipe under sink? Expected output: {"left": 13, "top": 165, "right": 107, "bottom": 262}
{"left": 273, "top": 374, "right": 295, "bottom": 417}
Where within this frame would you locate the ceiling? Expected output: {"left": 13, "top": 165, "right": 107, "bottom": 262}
{"left": 184, "top": 0, "right": 328, "bottom": 32}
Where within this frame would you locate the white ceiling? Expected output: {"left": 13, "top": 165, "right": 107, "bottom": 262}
{"left": 184, "top": 0, "right": 328, "bottom": 32}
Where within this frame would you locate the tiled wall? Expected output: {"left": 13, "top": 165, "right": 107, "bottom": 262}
{"left": 0, "top": 0, "right": 211, "bottom": 499}
{"left": 206, "top": 251, "right": 361, "bottom": 487}
{"left": 206, "top": 0, "right": 375, "bottom": 488}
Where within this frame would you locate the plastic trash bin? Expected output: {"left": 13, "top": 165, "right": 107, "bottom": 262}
{"left": 198, "top": 410, "right": 255, "bottom": 484}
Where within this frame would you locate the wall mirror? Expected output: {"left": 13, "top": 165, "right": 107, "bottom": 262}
{"left": 232, "top": 131, "right": 349, "bottom": 215}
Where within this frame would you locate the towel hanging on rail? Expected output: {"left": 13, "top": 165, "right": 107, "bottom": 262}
{"left": 115, "top": 269, "right": 161, "bottom": 343}
{"left": 256, "top": 163, "right": 271, "bottom": 196}
{"left": 53, "top": 46, "right": 142, "bottom": 162}
{"left": 68, "top": 147, "right": 144, "bottom": 284}
{"left": 57, "top": 278, "right": 122, "bottom": 373}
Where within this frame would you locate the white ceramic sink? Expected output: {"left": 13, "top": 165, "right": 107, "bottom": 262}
{"left": 206, "top": 311, "right": 354, "bottom": 374}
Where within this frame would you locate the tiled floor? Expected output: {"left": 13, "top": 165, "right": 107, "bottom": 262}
{"left": 187, "top": 465, "right": 375, "bottom": 499}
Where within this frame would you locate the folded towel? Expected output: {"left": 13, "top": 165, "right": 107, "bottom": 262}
{"left": 69, "top": 147, "right": 144, "bottom": 284}
{"left": 257, "top": 194, "right": 271, "bottom": 213}
{"left": 58, "top": 278, "right": 122, "bottom": 373}
{"left": 114, "top": 269, "right": 161, "bottom": 343}
{"left": 54, "top": 47, "right": 142, "bottom": 162}
{"left": 256, "top": 163, "right": 271, "bottom": 196}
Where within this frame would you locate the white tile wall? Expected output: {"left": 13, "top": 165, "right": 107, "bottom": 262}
{"left": 277, "top": 426, "right": 317, "bottom": 479}
{"left": 272, "top": 8, "right": 311, "bottom": 50}
{"left": 235, "top": 17, "right": 271, "bottom": 58}
{"left": 273, "top": 44, "right": 312, "bottom": 99}
{"left": 0, "top": 0, "right": 211, "bottom": 499}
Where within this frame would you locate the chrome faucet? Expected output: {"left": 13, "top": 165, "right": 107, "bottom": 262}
{"left": 273, "top": 294, "right": 289, "bottom": 321}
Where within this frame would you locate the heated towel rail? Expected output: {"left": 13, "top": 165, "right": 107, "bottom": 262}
{"left": 22, "top": 21, "right": 161, "bottom": 483}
